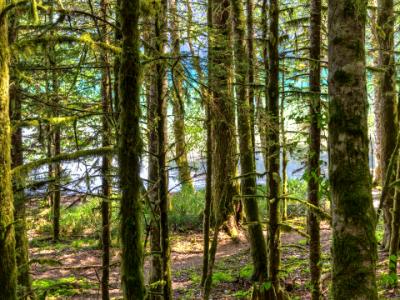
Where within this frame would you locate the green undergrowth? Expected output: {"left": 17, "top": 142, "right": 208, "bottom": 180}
{"left": 166, "top": 187, "right": 205, "bottom": 231}
{"left": 30, "top": 237, "right": 99, "bottom": 251}
{"left": 32, "top": 276, "right": 94, "bottom": 299}
{"left": 257, "top": 179, "right": 314, "bottom": 219}
{"left": 29, "top": 179, "right": 315, "bottom": 239}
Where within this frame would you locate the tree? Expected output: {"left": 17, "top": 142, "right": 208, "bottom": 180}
{"left": 328, "top": 0, "right": 378, "bottom": 297}
{"left": 118, "top": 0, "right": 146, "bottom": 296}
{"left": 170, "top": 0, "right": 194, "bottom": 192}
{"left": 307, "top": 0, "right": 322, "bottom": 296}
{"left": 267, "top": 0, "right": 281, "bottom": 293}
{"left": 231, "top": 0, "right": 269, "bottom": 286}
{"left": 203, "top": 0, "right": 239, "bottom": 296}
{"left": 377, "top": 0, "right": 397, "bottom": 251}
{"left": 9, "top": 13, "right": 33, "bottom": 299}
{"left": 99, "top": 0, "right": 112, "bottom": 296}
{"left": 0, "top": 1, "right": 18, "bottom": 298}
{"left": 155, "top": 0, "right": 173, "bottom": 297}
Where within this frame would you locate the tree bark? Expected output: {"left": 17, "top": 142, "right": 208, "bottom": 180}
{"left": 308, "top": 0, "right": 322, "bottom": 297}
{"left": 267, "top": 0, "right": 281, "bottom": 293}
{"left": 231, "top": 0, "right": 269, "bottom": 285}
{"left": 99, "top": 0, "right": 112, "bottom": 297}
{"left": 203, "top": 0, "right": 239, "bottom": 296}
{"left": 281, "top": 63, "right": 288, "bottom": 222}
{"left": 170, "top": 0, "right": 193, "bottom": 191}
{"left": 10, "top": 75, "right": 33, "bottom": 300}
{"left": 9, "top": 14, "right": 33, "bottom": 299}
{"left": 246, "top": 0, "right": 256, "bottom": 157}
{"left": 328, "top": 0, "right": 378, "bottom": 297}
{"left": 0, "top": 1, "right": 18, "bottom": 297}
{"left": 369, "top": 0, "right": 382, "bottom": 185}
{"left": 155, "top": 1, "right": 172, "bottom": 298}
{"left": 377, "top": 0, "right": 397, "bottom": 251}
{"left": 118, "top": 0, "right": 146, "bottom": 296}
{"left": 146, "top": 58, "right": 163, "bottom": 300}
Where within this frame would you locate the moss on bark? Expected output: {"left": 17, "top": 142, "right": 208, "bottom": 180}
{"left": 118, "top": 0, "right": 146, "bottom": 296}
{"left": 231, "top": 0, "right": 268, "bottom": 284}
{"left": 328, "top": 0, "right": 378, "bottom": 297}
{"left": 0, "top": 1, "right": 18, "bottom": 297}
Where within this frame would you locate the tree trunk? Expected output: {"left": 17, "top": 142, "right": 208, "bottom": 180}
{"left": 261, "top": 0, "right": 269, "bottom": 195}
{"left": 280, "top": 63, "right": 288, "bottom": 221}
{"left": 267, "top": 0, "right": 281, "bottom": 293}
{"left": 328, "top": 0, "right": 378, "bottom": 297}
{"left": 0, "top": 2, "right": 18, "bottom": 297}
{"left": 154, "top": 1, "right": 172, "bottom": 298}
{"left": 9, "top": 14, "right": 33, "bottom": 299}
{"left": 47, "top": 31, "right": 61, "bottom": 242}
{"left": 10, "top": 76, "right": 33, "bottom": 300}
{"left": 369, "top": 0, "right": 382, "bottom": 185}
{"left": 246, "top": 0, "right": 256, "bottom": 157}
{"left": 377, "top": 0, "right": 397, "bottom": 251}
{"left": 203, "top": 0, "right": 238, "bottom": 296}
{"left": 146, "top": 52, "right": 162, "bottom": 300}
{"left": 231, "top": 0, "right": 269, "bottom": 284}
{"left": 307, "top": 0, "right": 322, "bottom": 296}
{"left": 99, "top": 0, "right": 112, "bottom": 297}
{"left": 118, "top": 0, "right": 146, "bottom": 295}
{"left": 389, "top": 160, "right": 400, "bottom": 284}
{"left": 170, "top": 0, "right": 193, "bottom": 191}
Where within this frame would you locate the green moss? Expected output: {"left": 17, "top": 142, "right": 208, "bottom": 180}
{"left": 32, "top": 276, "right": 94, "bottom": 298}
{"left": 343, "top": 0, "right": 367, "bottom": 20}
{"left": 332, "top": 232, "right": 377, "bottom": 298}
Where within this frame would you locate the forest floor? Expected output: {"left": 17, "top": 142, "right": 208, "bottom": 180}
{"left": 26, "top": 191, "right": 400, "bottom": 299}
{"left": 28, "top": 220, "right": 400, "bottom": 299}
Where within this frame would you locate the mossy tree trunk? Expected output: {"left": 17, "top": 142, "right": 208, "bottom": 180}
{"left": 146, "top": 34, "right": 162, "bottom": 299}
{"left": 118, "top": 0, "right": 146, "bottom": 296}
{"left": 389, "top": 160, "right": 400, "bottom": 283}
{"left": 385, "top": 0, "right": 400, "bottom": 272}
{"left": 328, "top": 0, "right": 378, "bottom": 297}
{"left": 203, "top": 0, "right": 239, "bottom": 296}
{"left": 246, "top": 0, "right": 256, "bottom": 156}
{"left": 99, "top": 0, "right": 112, "bottom": 297}
{"left": 377, "top": 0, "right": 397, "bottom": 251}
{"left": 280, "top": 63, "right": 287, "bottom": 221}
{"left": 182, "top": 0, "right": 214, "bottom": 283}
{"left": 10, "top": 73, "right": 32, "bottom": 300}
{"left": 369, "top": 0, "right": 382, "bottom": 185}
{"left": 267, "top": 0, "right": 281, "bottom": 293}
{"left": 113, "top": 0, "right": 121, "bottom": 122}
{"left": 0, "top": 1, "right": 18, "bottom": 297}
{"left": 200, "top": 0, "right": 213, "bottom": 286}
{"left": 9, "top": 14, "right": 33, "bottom": 299}
{"left": 45, "top": 21, "right": 62, "bottom": 242}
{"left": 307, "top": 0, "right": 322, "bottom": 297}
{"left": 170, "top": 0, "right": 193, "bottom": 192}
{"left": 231, "top": 0, "right": 268, "bottom": 285}
{"left": 261, "top": 0, "right": 269, "bottom": 194}
{"left": 154, "top": 0, "right": 172, "bottom": 298}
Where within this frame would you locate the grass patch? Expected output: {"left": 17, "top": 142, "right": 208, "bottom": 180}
{"left": 32, "top": 276, "right": 94, "bottom": 298}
